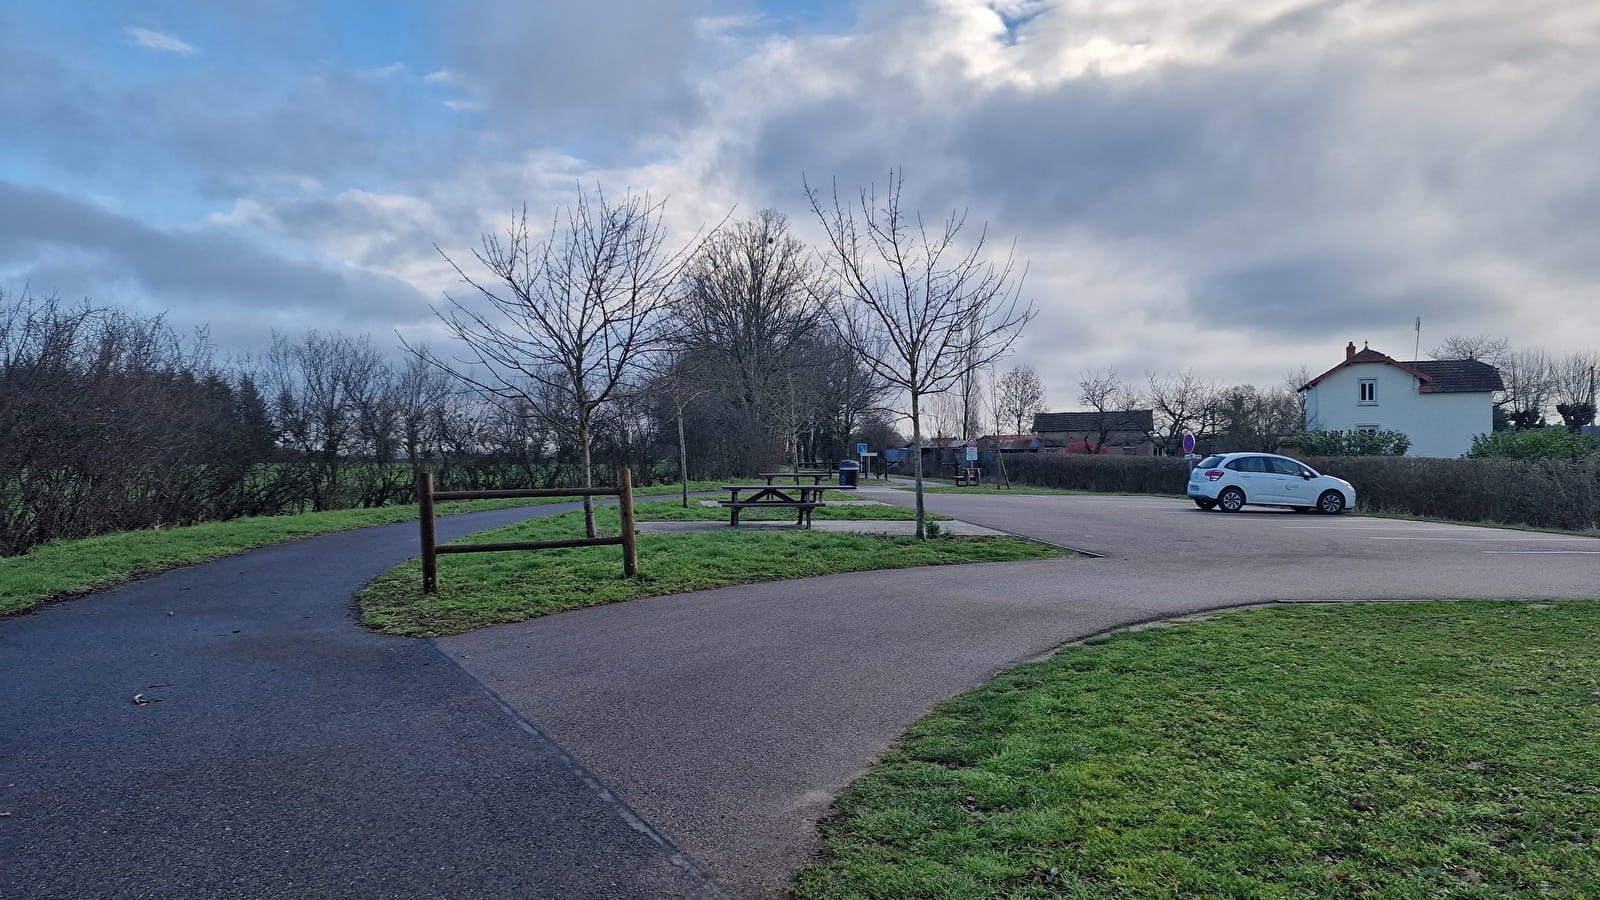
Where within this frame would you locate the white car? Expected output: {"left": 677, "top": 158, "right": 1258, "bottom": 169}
{"left": 1187, "top": 452, "right": 1356, "bottom": 514}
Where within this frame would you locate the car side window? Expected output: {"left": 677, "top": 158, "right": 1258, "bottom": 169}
{"left": 1229, "top": 456, "right": 1265, "bottom": 473}
{"left": 1268, "top": 458, "right": 1302, "bottom": 476}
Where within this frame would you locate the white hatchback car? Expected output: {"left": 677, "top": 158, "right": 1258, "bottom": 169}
{"left": 1187, "top": 452, "right": 1356, "bottom": 514}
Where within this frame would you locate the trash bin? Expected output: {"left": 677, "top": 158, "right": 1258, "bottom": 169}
{"left": 838, "top": 459, "right": 861, "bottom": 488}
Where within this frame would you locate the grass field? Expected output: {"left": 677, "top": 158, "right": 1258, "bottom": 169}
{"left": 0, "top": 482, "right": 725, "bottom": 616}
{"left": 792, "top": 600, "right": 1600, "bottom": 899}
{"left": 358, "top": 500, "right": 1060, "bottom": 636}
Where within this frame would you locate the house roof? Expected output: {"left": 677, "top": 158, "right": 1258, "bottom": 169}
{"left": 980, "top": 434, "right": 1041, "bottom": 452}
{"left": 1299, "top": 346, "right": 1503, "bottom": 394}
{"left": 1032, "top": 410, "right": 1155, "bottom": 434}
{"left": 1407, "top": 359, "right": 1505, "bottom": 393}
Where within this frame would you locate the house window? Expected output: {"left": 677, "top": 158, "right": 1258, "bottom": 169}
{"left": 1356, "top": 424, "right": 1379, "bottom": 434}
{"left": 1359, "top": 379, "right": 1377, "bottom": 404}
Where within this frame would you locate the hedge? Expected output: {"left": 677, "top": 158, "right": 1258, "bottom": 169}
{"left": 1001, "top": 453, "right": 1600, "bottom": 531}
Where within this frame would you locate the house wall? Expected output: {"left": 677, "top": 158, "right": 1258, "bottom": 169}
{"left": 1304, "top": 365, "right": 1492, "bottom": 458}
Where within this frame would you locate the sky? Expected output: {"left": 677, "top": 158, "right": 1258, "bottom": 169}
{"left": 3, "top": 0, "right": 1597, "bottom": 412}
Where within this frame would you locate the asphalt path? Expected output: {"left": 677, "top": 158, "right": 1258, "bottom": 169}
{"left": 7, "top": 488, "right": 1598, "bottom": 899}
{"left": 2, "top": 503, "right": 721, "bottom": 900}
{"left": 438, "top": 485, "right": 1600, "bottom": 898}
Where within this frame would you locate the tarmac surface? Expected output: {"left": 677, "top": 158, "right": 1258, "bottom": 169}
{"left": 2, "top": 503, "right": 721, "bottom": 900}
{"left": 6, "top": 484, "right": 1598, "bottom": 898}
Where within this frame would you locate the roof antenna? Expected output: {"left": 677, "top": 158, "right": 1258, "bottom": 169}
{"left": 1414, "top": 316, "right": 1421, "bottom": 361}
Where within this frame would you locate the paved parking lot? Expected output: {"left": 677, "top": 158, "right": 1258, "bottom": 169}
{"left": 442, "top": 490, "right": 1600, "bottom": 897}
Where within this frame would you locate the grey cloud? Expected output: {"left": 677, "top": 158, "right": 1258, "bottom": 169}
{"left": 441, "top": 0, "right": 714, "bottom": 157}
{"left": 0, "top": 181, "right": 433, "bottom": 349}
{"left": 1230, "top": 0, "right": 1346, "bottom": 55}
{"left": 1188, "top": 255, "right": 1496, "bottom": 339}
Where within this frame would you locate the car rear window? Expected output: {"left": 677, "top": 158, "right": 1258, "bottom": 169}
{"left": 1196, "top": 455, "right": 1224, "bottom": 468}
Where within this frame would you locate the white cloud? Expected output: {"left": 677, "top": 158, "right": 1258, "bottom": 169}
{"left": 124, "top": 26, "right": 198, "bottom": 56}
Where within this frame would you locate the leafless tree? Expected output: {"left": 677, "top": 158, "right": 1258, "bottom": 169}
{"left": 1430, "top": 334, "right": 1511, "bottom": 368}
{"left": 1499, "top": 349, "right": 1555, "bottom": 430}
{"left": 995, "top": 364, "right": 1045, "bottom": 436}
{"left": 415, "top": 188, "right": 708, "bottom": 536}
{"left": 264, "top": 331, "right": 392, "bottom": 510}
{"left": 1551, "top": 351, "right": 1598, "bottom": 431}
{"left": 680, "top": 210, "right": 824, "bottom": 455}
{"left": 1215, "top": 384, "right": 1301, "bottom": 452}
{"left": 807, "top": 171, "right": 1034, "bottom": 538}
{"left": 1145, "top": 369, "right": 1221, "bottom": 455}
{"left": 1077, "top": 368, "right": 1142, "bottom": 453}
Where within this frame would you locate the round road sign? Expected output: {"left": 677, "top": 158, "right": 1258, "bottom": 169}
{"left": 1182, "top": 432, "right": 1196, "bottom": 454}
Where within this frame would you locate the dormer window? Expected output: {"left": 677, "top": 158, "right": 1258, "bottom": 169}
{"left": 1359, "top": 379, "right": 1377, "bottom": 404}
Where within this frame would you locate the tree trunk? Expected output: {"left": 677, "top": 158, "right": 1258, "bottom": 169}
{"left": 677, "top": 404, "right": 689, "bottom": 509}
{"left": 910, "top": 389, "right": 926, "bottom": 540}
{"left": 578, "top": 411, "right": 596, "bottom": 538}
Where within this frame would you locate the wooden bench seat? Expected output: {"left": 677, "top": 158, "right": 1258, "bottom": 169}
{"left": 717, "top": 499, "right": 826, "bottom": 527}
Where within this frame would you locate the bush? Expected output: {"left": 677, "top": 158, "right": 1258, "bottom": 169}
{"left": 1002, "top": 453, "right": 1600, "bottom": 531}
{"left": 1005, "top": 454, "right": 1192, "bottom": 495}
{"left": 1292, "top": 429, "right": 1411, "bottom": 456}
{"left": 1467, "top": 429, "right": 1600, "bottom": 460}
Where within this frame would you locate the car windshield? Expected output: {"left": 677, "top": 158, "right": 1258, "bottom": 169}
{"left": 1196, "top": 455, "right": 1224, "bottom": 468}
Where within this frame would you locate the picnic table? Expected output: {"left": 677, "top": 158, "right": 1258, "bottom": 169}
{"left": 719, "top": 484, "right": 829, "bottom": 527}
{"left": 758, "top": 471, "right": 835, "bottom": 485}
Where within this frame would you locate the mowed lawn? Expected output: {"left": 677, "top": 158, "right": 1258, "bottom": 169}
{"left": 360, "top": 500, "right": 1056, "bottom": 636}
{"left": 794, "top": 600, "right": 1600, "bottom": 899}
{"left": 0, "top": 482, "right": 725, "bottom": 616}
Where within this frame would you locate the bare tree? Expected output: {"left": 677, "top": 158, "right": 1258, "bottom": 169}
{"left": 1215, "top": 384, "right": 1301, "bottom": 452}
{"left": 1430, "top": 334, "right": 1511, "bottom": 368}
{"left": 807, "top": 171, "right": 1034, "bottom": 538}
{"left": 415, "top": 188, "right": 706, "bottom": 536}
{"left": 680, "top": 210, "right": 824, "bottom": 459}
{"left": 1077, "top": 368, "right": 1141, "bottom": 454}
{"left": 1145, "top": 369, "right": 1221, "bottom": 454}
{"left": 1500, "top": 349, "right": 1554, "bottom": 430}
{"left": 1551, "top": 351, "right": 1598, "bottom": 432}
{"left": 995, "top": 364, "right": 1045, "bottom": 435}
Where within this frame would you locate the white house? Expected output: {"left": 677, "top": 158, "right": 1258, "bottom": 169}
{"left": 1299, "top": 342, "right": 1504, "bottom": 458}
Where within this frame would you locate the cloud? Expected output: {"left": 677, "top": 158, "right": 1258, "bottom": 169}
{"left": 0, "top": 181, "right": 434, "bottom": 352}
{"left": 124, "top": 26, "right": 198, "bottom": 55}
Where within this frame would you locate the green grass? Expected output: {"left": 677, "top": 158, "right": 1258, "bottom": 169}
{"left": 792, "top": 600, "right": 1600, "bottom": 899}
{"left": 358, "top": 501, "right": 1062, "bottom": 636}
{"left": 0, "top": 482, "right": 724, "bottom": 616}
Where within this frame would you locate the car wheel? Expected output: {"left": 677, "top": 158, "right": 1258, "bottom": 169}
{"left": 1194, "top": 498, "right": 1216, "bottom": 510}
{"left": 1317, "top": 490, "right": 1346, "bottom": 514}
{"left": 1218, "top": 487, "right": 1246, "bottom": 512}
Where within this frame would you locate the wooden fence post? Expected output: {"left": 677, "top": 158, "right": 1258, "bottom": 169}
{"left": 418, "top": 473, "right": 439, "bottom": 594}
{"left": 618, "top": 468, "right": 638, "bottom": 577}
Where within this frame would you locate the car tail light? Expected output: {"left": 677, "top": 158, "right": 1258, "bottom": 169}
{"left": 1205, "top": 470, "right": 1224, "bottom": 481}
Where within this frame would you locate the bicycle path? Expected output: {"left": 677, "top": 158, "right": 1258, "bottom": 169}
{"left": 2, "top": 503, "right": 721, "bottom": 900}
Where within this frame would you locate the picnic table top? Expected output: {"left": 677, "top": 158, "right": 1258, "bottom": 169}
{"left": 720, "top": 484, "right": 829, "bottom": 496}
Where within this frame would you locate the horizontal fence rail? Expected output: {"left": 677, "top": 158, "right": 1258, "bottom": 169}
{"left": 417, "top": 471, "right": 637, "bottom": 593}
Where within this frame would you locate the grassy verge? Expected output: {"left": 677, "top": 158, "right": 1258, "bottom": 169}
{"left": 0, "top": 482, "right": 724, "bottom": 616}
{"left": 359, "top": 501, "right": 1062, "bottom": 636}
{"left": 793, "top": 600, "right": 1600, "bottom": 899}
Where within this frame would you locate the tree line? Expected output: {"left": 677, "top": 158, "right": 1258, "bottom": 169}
{"left": 2, "top": 173, "right": 1037, "bottom": 551}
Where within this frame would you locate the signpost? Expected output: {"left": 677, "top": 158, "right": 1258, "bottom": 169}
{"left": 1182, "top": 431, "right": 1199, "bottom": 462}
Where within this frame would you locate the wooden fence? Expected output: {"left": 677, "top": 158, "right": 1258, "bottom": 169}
{"left": 416, "top": 470, "right": 638, "bottom": 593}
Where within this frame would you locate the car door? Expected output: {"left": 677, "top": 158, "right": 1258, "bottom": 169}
{"left": 1267, "top": 457, "right": 1311, "bottom": 506}
{"left": 1225, "top": 455, "right": 1278, "bottom": 504}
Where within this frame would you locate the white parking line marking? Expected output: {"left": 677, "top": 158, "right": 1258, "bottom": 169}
{"left": 1370, "top": 536, "right": 1596, "bottom": 543}
{"left": 1482, "top": 550, "right": 1600, "bottom": 555}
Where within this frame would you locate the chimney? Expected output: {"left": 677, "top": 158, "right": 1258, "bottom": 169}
{"left": 1346, "top": 341, "right": 1356, "bottom": 360}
